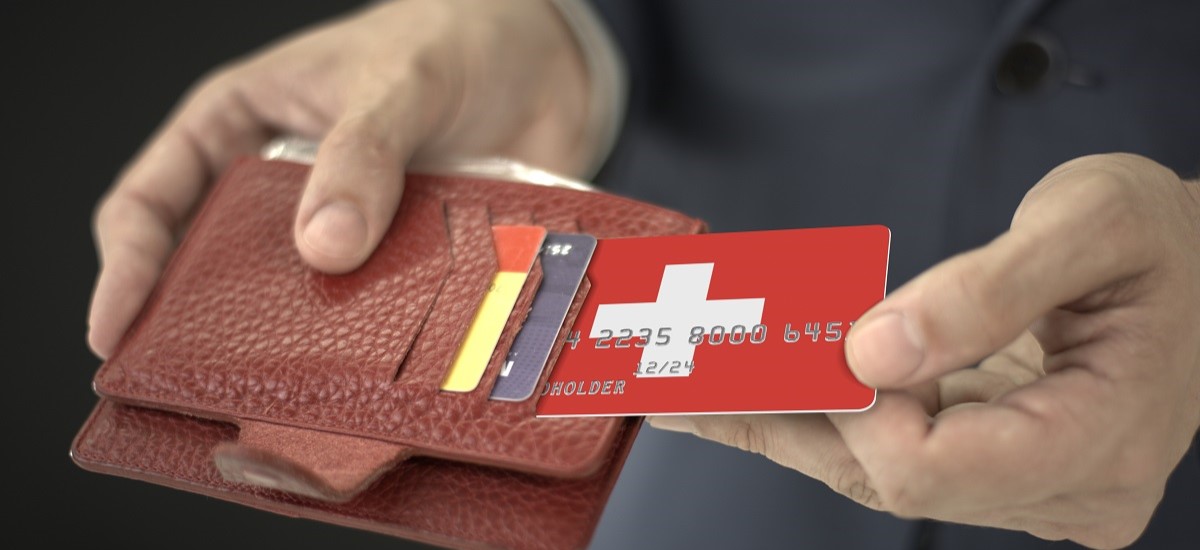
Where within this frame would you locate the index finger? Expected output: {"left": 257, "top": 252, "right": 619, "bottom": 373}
{"left": 88, "top": 70, "right": 272, "bottom": 358}
{"left": 827, "top": 368, "right": 1110, "bottom": 519}
{"left": 844, "top": 160, "right": 1158, "bottom": 389}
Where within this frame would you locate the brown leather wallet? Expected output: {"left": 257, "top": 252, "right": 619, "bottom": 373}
{"left": 71, "top": 157, "right": 705, "bottom": 550}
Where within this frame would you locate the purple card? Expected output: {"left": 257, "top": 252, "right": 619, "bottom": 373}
{"left": 489, "top": 233, "right": 596, "bottom": 401}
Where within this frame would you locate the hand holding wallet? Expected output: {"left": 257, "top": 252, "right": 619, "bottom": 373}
{"left": 72, "top": 156, "right": 704, "bottom": 549}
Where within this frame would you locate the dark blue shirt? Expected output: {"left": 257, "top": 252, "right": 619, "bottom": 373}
{"left": 588, "top": 1, "right": 1199, "bottom": 548}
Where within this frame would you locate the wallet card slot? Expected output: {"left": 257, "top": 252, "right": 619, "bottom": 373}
{"left": 474, "top": 257, "right": 544, "bottom": 398}
{"left": 489, "top": 209, "right": 535, "bottom": 226}
{"left": 532, "top": 212, "right": 581, "bottom": 233}
{"left": 395, "top": 202, "right": 497, "bottom": 385}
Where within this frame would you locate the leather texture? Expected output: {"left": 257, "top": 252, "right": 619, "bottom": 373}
{"left": 74, "top": 400, "right": 641, "bottom": 550}
{"left": 482, "top": 256, "right": 544, "bottom": 394}
{"left": 213, "top": 419, "right": 412, "bottom": 503}
{"left": 73, "top": 157, "right": 705, "bottom": 550}
{"left": 397, "top": 202, "right": 497, "bottom": 386}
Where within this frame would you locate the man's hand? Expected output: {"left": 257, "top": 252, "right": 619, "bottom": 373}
{"left": 649, "top": 153, "right": 1200, "bottom": 549}
{"left": 88, "top": 0, "right": 589, "bottom": 358}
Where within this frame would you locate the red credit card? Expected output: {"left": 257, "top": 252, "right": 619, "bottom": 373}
{"left": 535, "top": 226, "right": 890, "bottom": 417}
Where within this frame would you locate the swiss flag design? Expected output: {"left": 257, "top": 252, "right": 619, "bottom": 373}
{"left": 536, "top": 226, "right": 890, "bottom": 417}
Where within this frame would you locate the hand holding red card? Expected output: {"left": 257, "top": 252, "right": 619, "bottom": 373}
{"left": 73, "top": 154, "right": 893, "bottom": 550}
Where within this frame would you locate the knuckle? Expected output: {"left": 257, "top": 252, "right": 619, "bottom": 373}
{"left": 323, "top": 119, "right": 373, "bottom": 150}
{"left": 829, "top": 460, "right": 884, "bottom": 511}
{"left": 376, "top": 36, "right": 451, "bottom": 86}
{"left": 709, "top": 419, "right": 773, "bottom": 457}
{"left": 321, "top": 117, "right": 395, "bottom": 167}
{"left": 189, "top": 62, "right": 249, "bottom": 102}
{"left": 174, "top": 63, "right": 258, "bottom": 152}
{"left": 1077, "top": 519, "right": 1150, "bottom": 550}
{"left": 871, "top": 459, "right": 949, "bottom": 519}
{"left": 732, "top": 421, "right": 765, "bottom": 454}
{"left": 107, "top": 243, "right": 163, "bottom": 284}
{"left": 950, "top": 253, "right": 1000, "bottom": 313}
{"left": 882, "top": 490, "right": 922, "bottom": 518}
{"left": 1042, "top": 153, "right": 1145, "bottom": 186}
{"left": 366, "top": 4, "right": 457, "bottom": 79}
{"left": 1083, "top": 174, "right": 1139, "bottom": 227}
{"left": 397, "top": 43, "right": 458, "bottom": 104}
{"left": 872, "top": 473, "right": 928, "bottom": 518}
{"left": 94, "top": 192, "right": 151, "bottom": 237}
{"left": 1099, "top": 207, "right": 1155, "bottom": 269}
{"left": 92, "top": 192, "right": 119, "bottom": 234}
{"left": 1062, "top": 170, "right": 1157, "bottom": 257}
{"left": 1023, "top": 155, "right": 1162, "bottom": 258}
{"left": 91, "top": 191, "right": 178, "bottom": 262}
{"left": 941, "top": 253, "right": 1009, "bottom": 350}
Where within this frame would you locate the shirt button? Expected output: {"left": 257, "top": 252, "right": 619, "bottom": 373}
{"left": 994, "top": 30, "right": 1066, "bottom": 95}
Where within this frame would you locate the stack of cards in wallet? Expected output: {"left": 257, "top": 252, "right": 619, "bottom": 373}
{"left": 437, "top": 224, "right": 601, "bottom": 399}
{"left": 439, "top": 224, "right": 891, "bottom": 418}
{"left": 490, "top": 234, "right": 597, "bottom": 401}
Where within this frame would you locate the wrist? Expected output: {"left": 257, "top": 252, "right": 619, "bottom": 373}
{"left": 547, "top": 0, "right": 627, "bottom": 179}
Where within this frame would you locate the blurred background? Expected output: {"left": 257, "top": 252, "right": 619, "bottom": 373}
{"left": 7, "top": 2, "right": 426, "bottom": 547}
{"left": 9, "top": 1, "right": 1198, "bottom": 548}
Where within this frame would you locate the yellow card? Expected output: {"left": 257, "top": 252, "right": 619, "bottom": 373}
{"left": 440, "top": 226, "right": 546, "bottom": 392}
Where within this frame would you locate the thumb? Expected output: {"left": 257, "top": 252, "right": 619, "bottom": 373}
{"left": 845, "top": 171, "right": 1154, "bottom": 388}
{"left": 294, "top": 85, "right": 443, "bottom": 273}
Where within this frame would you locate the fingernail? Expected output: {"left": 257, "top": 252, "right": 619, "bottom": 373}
{"left": 647, "top": 416, "right": 695, "bottom": 434}
{"left": 302, "top": 201, "right": 368, "bottom": 260}
{"left": 846, "top": 312, "right": 924, "bottom": 386}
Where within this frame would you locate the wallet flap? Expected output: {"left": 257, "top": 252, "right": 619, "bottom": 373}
{"left": 214, "top": 420, "right": 412, "bottom": 503}
{"left": 73, "top": 400, "right": 642, "bottom": 550}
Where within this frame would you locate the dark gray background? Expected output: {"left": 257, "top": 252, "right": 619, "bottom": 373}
{"left": 8, "top": 2, "right": 415, "bottom": 547}
{"left": 9, "top": 1, "right": 1197, "bottom": 548}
